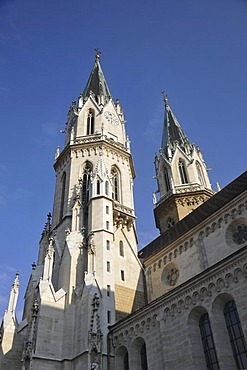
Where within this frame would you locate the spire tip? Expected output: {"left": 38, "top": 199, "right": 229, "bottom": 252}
{"left": 95, "top": 48, "right": 101, "bottom": 61}
{"left": 162, "top": 91, "right": 169, "bottom": 106}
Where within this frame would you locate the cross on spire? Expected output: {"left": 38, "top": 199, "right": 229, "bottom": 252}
{"left": 162, "top": 91, "right": 169, "bottom": 106}
{"left": 95, "top": 48, "right": 101, "bottom": 60}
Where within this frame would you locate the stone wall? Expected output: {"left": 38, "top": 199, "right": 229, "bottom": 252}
{"left": 109, "top": 245, "right": 247, "bottom": 370}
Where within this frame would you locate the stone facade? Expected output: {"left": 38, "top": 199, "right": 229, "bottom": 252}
{"left": 1, "top": 54, "right": 247, "bottom": 370}
{"left": 109, "top": 180, "right": 247, "bottom": 369}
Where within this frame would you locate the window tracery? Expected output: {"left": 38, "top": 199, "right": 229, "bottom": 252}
{"left": 199, "top": 313, "right": 219, "bottom": 369}
{"left": 111, "top": 167, "right": 120, "bottom": 202}
{"left": 82, "top": 161, "right": 93, "bottom": 203}
{"left": 178, "top": 160, "right": 188, "bottom": 184}
{"left": 224, "top": 300, "right": 247, "bottom": 369}
{"left": 87, "top": 109, "right": 95, "bottom": 135}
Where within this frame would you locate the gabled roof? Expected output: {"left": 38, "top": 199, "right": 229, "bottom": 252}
{"left": 138, "top": 171, "right": 247, "bottom": 261}
{"left": 83, "top": 53, "right": 111, "bottom": 103}
{"left": 161, "top": 98, "right": 192, "bottom": 158}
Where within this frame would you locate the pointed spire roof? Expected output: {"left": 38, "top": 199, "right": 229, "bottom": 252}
{"left": 93, "top": 151, "right": 108, "bottom": 180}
{"left": 83, "top": 49, "right": 111, "bottom": 103}
{"left": 161, "top": 93, "right": 192, "bottom": 158}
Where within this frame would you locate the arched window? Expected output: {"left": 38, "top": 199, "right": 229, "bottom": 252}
{"left": 140, "top": 343, "right": 148, "bottom": 370}
{"left": 199, "top": 313, "right": 219, "bottom": 369}
{"left": 196, "top": 161, "right": 205, "bottom": 186}
{"left": 124, "top": 352, "right": 129, "bottom": 370}
{"left": 87, "top": 109, "right": 95, "bottom": 135}
{"left": 60, "top": 172, "right": 66, "bottom": 221}
{"left": 111, "top": 167, "right": 120, "bottom": 202}
{"left": 178, "top": 160, "right": 188, "bottom": 184}
{"left": 224, "top": 300, "right": 247, "bottom": 369}
{"left": 105, "top": 181, "right": 109, "bottom": 196}
{"left": 119, "top": 241, "right": 124, "bottom": 257}
{"left": 164, "top": 167, "right": 171, "bottom": 192}
{"left": 82, "top": 162, "right": 92, "bottom": 203}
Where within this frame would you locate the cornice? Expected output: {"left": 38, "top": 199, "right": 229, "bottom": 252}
{"left": 54, "top": 136, "right": 136, "bottom": 178}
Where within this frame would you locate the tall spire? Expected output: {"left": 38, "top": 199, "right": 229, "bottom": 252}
{"left": 83, "top": 49, "right": 111, "bottom": 104}
{"left": 154, "top": 92, "right": 214, "bottom": 234}
{"left": 161, "top": 92, "right": 192, "bottom": 158}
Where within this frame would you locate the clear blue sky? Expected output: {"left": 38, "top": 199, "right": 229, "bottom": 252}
{"left": 0, "top": 0, "right": 246, "bottom": 319}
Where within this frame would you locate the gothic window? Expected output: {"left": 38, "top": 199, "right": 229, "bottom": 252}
{"left": 82, "top": 161, "right": 92, "bottom": 203}
{"left": 199, "top": 313, "right": 220, "bottom": 370}
{"left": 196, "top": 161, "right": 205, "bottom": 186}
{"left": 87, "top": 109, "right": 95, "bottom": 135}
{"left": 106, "top": 240, "right": 110, "bottom": 250}
{"left": 164, "top": 167, "right": 171, "bottom": 192}
{"left": 105, "top": 180, "right": 109, "bottom": 196}
{"left": 224, "top": 300, "right": 247, "bottom": 369}
{"left": 106, "top": 205, "right": 109, "bottom": 214}
{"left": 119, "top": 241, "right": 124, "bottom": 257}
{"left": 60, "top": 172, "right": 66, "bottom": 221}
{"left": 124, "top": 352, "right": 129, "bottom": 370}
{"left": 140, "top": 343, "right": 148, "bottom": 370}
{"left": 178, "top": 160, "right": 188, "bottom": 184}
{"left": 111, "top": 167, "right": 120, "bottom": 201}
{"left": 97, "top": 179, "right": 100, "bottom": 195}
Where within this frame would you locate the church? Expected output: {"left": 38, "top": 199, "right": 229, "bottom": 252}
{"left": 1, "top": 51, "right": 247, "bottom": 370}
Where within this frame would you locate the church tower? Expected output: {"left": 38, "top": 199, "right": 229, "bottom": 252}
{"left": 153, "top": 94, "right": 214, "bottom": 234}
{"left": 0, "top": 51, "right": 145, "bottom": 370}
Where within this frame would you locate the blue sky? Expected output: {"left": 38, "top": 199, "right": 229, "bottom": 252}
{"left": 0, "top": 0, "right": 246, "bottom": 319}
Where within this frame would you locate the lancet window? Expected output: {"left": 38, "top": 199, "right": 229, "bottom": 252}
{"left": 124, "top": 352, "right": 129, "bottom": 370}
{"left": 59, "top": 172, "right": 66, "bottom": 221}
{"left": 119, "top": 241, "right": 124, "bottom": 257}
{"left": 82, "top": 161, "right": 93, "bottom": 203}
{"left": 196, "top": 161, "right": 205, "bottom": 186}
{"left": 111, "top": 167, "right": 120, "bottom": 202}
{"left": 178, "top": 160, "right": 188, "bottom": 184}
{"left": 199, "top": 313, "right": 219, "bottom": 369}
{"left": 224, "top": 300, "right": 247, "bottom": 369}
{"left": 164, "top": 167, "right": 171, "bottom": 192}
{"left": 87, "top": 109, "right": 95, "bottom": 135}
{"left": 96, "top": 179, "right": 100, "bottom": 195}
{"left": 105, "top": 180, "right": 109, "bottom": 196}
{"left": 140, "top": 343, "right": 148, "bottom": 370}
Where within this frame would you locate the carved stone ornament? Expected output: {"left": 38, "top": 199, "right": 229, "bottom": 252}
{"left": 88, "top": 294, "right": 102, "bottom": 353}
{"left": 232, "top": 224, "right": 247, "bottom": 245}
{"left": 226, "top": 217, "right": 247, "bottom": 247}
{"left": 167, "top": 267, "right": 179, "bottom": 286}
{"left": 161, "top": 263, "right": 180, "bottom": 287}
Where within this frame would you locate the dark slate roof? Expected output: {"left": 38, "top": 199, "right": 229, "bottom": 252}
{"left": 83, "top": 57, "right": 111, "bottom": 103}
{"left": 138, "top": 171, "right": 247, "bottom": 261}
{"left": 161, "top": 102, "right": 192, "bottom": 158}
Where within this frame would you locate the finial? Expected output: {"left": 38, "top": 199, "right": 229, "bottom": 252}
{"left": 47, "top": 212, "right": 52, "bottom": 223}
{"left": 162, "top": 91, "right": 169, "bottom": 106}
{"left": 95, "top": 48, "right": 101, "bottom": 61}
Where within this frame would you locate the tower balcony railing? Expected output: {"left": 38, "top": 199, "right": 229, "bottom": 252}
{"left": 154, "top": 182, "right": 210, "bottom": 208}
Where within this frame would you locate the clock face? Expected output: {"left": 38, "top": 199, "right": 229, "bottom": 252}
{"left": 104, "top": 111, "right": 119, "bottom": 125}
